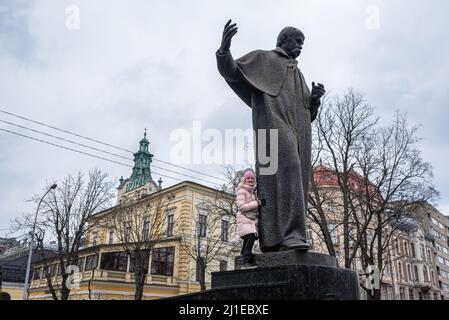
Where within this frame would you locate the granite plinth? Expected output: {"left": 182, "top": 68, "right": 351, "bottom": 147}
{"left": 235, "top": 249, "right": 337, "bottom": 269}
{"left": 170, "top": 252, "right": 360, "bottom": 300}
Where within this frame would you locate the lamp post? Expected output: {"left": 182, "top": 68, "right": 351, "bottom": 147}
{"left": 22, "top": 183, "right": 57, "bottom": 300}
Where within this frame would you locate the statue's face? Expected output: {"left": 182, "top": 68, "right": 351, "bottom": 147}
{"left": 280, "top": 30, "right": 304, "bottom": 59}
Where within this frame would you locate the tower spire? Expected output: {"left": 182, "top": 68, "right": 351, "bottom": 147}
{"left": 124, "top": 131, "right": 155, "bottom": 193}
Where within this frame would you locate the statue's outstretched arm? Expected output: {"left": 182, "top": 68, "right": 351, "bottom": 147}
{"left": 216, "top": 19, "right": 241, "bottom": 83}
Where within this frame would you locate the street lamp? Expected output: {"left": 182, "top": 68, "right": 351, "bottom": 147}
{"left": 22, "top": 183, "right": 57, "bottom": 300}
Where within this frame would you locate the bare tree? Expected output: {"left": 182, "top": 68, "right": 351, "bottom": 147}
{"left": 309, "top": 89, "right": 378, "bottom": 268}
{"left": 14, "top": 169, "right": 115, "bottom": 300}
{"left": 309, "top": 89, "right": 437, "bottom": 299}
{"left": 180, "top": 167, "right": 239, "bottom": 291}
{"left": 99, "top": 192, "right": 172, "bottom": 300}
{"left": 353, "top": 111, "right": 437, "bottom": 299}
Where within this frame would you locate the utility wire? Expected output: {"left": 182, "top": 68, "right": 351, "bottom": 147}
{"left": 0, "top": 127, "right": 203, "bottom": 185}
{"left": 0, "top": 118, "right": 131, "bottom": 161}
{"left": 0, "top": 118, "right": 224, "bottom": 185}
{"left": 0, "top": 108, "right": 225, "bottom": 182}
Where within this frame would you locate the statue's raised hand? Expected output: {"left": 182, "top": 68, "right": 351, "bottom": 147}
{"left": 219, "top": 19, "right": 238, "bottom": 54}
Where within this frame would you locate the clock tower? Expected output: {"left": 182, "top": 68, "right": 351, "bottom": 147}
{"left": 117, "top": 130, "right": 161, "bottom": 204}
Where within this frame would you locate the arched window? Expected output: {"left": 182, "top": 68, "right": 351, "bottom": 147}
{"left": 398, "top": 261, "right": 403, "bottom": 279}
{"left": 414, "top": 265, "right": 419, "bottom": 282}
{"left": 407, "top": 264, "right": 412, "bottom": 281}
{"left": 424, "top": 266, "right": 429, "bottom": 282}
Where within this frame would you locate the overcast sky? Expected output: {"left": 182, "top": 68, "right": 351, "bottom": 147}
{"left": 1, "top": 0, "right": 448, "bottom": 236}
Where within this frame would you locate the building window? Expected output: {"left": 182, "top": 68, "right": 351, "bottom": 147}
{"left": 404, "top": 242, "right": 409, "bottom": 256}
{"left": 77, "top": 257, "right": 85, "bottom": 273}
{"left": 124, "top": 224, "right": 131, "bottom": 243}
{"left": 399, "top": 287, "right": 405, "bottom": 300}
{"left": 327, "top": 200, "right": 336, "bottom": 212}
{"left": 407, "top": 264, "right": 412, "bottom": 281}
{"left": 198, "top": 214, "right": 207, "bottom": 238}
{"left": 398, "top": 262, "right": 403, "bottom": 280}
{"left": 100, "top": 252, "right": 128, "bottom": 272}
{"left": 129, "top": 251, "right": 150, "bottom": 274}
{"left": 196, "top": 257, "right": 206, "bottom": 282}
{"left": 219, "top": 260, "right": 228, "bottom": 272}
{"left": 328, "top": 223, "right": 339, "bottom": 245}
{"left": 109, "top": 230, "right": 114, "bottom": 245}
{"left": 33, "top": 267, "right": 42, "bottom": 280}
{"left": 427, "top": 249, "right": 432, "bottom": 263}
{"left": 167, "top": 212, "right": 175, "bottom": 237}
{"left": 221, "top": 220, "right": 229, "bottom": 242}
{"left": 414, "top": 265, "right": 419, "bottom": 282}
{"left": 424, "top": 266, "right": 429, "bottom": 282}
{"left": 151, "top": 247, "right": 175, "bottom": 276}
{"left": 431, "top": 217, "right": 438, "bottom": 226}
{"left": 420, "top": 245, "right": 425, "bottom": 260}
{"left": 410, "top": 243, "right": 416, "bottom": 258}
{"left": 85, "top": 254, "right": 99, "bottom": 271}
{"left": 143, "top": 220, "right": 150, "bottom": 241}
{"left": 92, "top": 232, "right": 98, "bottom": 246}
{"left": 386, "top": 262, "right": 392, "bottom": 275}
{"left": 307, "top": 228, "right": 314, "bottom": 246}
{"left": 47, "top": 263, "right": 57, "bottom": 277}
{"left": 409, "top": 289, "right": 414, "bottom": 300}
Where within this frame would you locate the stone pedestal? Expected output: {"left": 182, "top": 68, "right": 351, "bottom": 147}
{"left": 234, "top": 249, "right": 337, "bottom": 269}
{"left": 172, "top": 250, "right": 360, "bottom": 300}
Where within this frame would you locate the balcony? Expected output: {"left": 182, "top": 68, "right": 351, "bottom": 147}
{"left": 416, "top": 280, "right": 432, "bottom": 290}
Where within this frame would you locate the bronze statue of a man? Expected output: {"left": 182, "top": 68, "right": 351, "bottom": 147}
{"left": 216, "top": 20, "right": 325, "bottom": 252}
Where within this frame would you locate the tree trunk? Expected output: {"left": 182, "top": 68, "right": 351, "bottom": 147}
{"left": 46, "top": 276, "right": 58, "bottom": 300}
{"left": 199, "top": 278, "right": 206, "bottom": 291}
{"left": 60, "top": 274, "right": 70, "bottom": 300}
{"left": 199, "top": 262, "right": 206, "bottom": 291}
{"left": 134, "top": 272, "right": 145, "bottom": 300}
{"left": 133, "top": 251, "right": 148, "bottom": 300}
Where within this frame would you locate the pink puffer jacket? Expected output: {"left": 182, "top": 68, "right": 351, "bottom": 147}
{"left": 236, "top": 183, "right": 259, "bottom": 237}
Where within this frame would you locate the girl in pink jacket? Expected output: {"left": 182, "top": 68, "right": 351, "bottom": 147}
{"left": 236, "top": 170, "right": 264, "bottom": 265}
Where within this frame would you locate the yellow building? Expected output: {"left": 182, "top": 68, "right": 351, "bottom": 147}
{"left": 28, "top": 133, "right": 237, "bottom": 300}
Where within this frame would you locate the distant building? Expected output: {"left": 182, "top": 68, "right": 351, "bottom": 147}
{"left": 307, "top": 164, "right": 449, "bottom": 300}
{"left": 412, "top": 202, "right": 449, "bottom": 299}
{"left": 0, "top": 239, "right": 55, "bottom": 300}
{"left": 0, "top": 238, "right": 19, "bottom": 255}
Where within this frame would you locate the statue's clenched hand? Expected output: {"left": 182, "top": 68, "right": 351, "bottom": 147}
{"left": 219, "top": 19, "right": 238, "bottom": 54}
{"left": 311, "top": 82, "right": 326, "bottom": 104}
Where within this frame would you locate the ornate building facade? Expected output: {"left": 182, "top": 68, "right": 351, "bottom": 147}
{"left": 28, "top": 133, "right": 237, "bottom": 300}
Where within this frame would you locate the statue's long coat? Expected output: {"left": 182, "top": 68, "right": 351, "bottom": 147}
{"left": 216, "top": 47, "right": 320, "bottom": 252}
